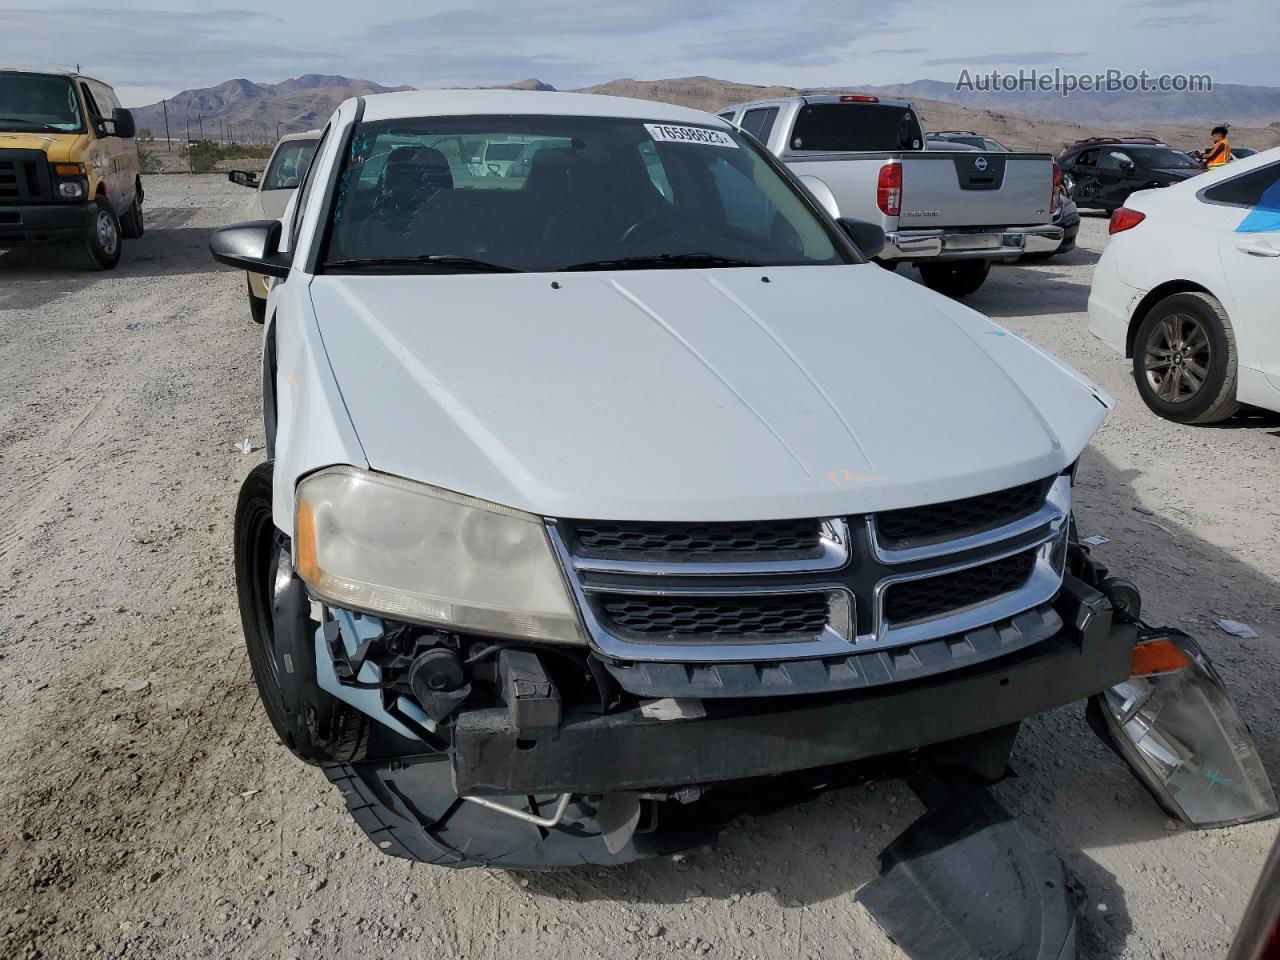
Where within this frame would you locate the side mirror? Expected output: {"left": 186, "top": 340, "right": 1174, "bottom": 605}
{"left": 228, "top": 170, "right": 260, "bottom": 188}
{"left": 838, "top": 217, "right": 886, "bottom": 259}
{"left": 209, "top": 219, "right": 292, "bottom": 278}
{"left": 111, "top": 108, "right": 136, "bottom": 140}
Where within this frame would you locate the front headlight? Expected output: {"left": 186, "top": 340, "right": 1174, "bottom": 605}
{"left": 294, "top": 466, "right": 586, "bottom": 644}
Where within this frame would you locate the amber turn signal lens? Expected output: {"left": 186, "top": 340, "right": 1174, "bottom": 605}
{"left": 294, "top": 497, "right": 319, "bottom": 585}
{"left": 1130, "top": 637, "right": 1193, "bottom": 677}
{"left": 54, "top": 163, "right": 84, "bottom": 176}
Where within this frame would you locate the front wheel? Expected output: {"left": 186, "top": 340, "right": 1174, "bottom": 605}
{"left": 81, "top": 200, "right": 121, "bottom": 270}
{"left": 234, "top": 462, "right": 367, "bottom": 764}
{"left": 247, "top": 276, "right": 266, "bottom": 325}
{"left": 917, "top": 259, "right": 990, "bottom": 298}
{"left": 1132, "top": 292, "right": 1239, "bottom": 424}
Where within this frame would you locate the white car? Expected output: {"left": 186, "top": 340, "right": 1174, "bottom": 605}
{"left": 227, "top": 129, "right": 321, "bottom": 322}
{"left": 208, "top": 89, "right": 1146, "bottom": 870}
{"left": 1088, "top": 147, "right": 1280, "bottom": 423}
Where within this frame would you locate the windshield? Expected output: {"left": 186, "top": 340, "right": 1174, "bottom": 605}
{"left": 322, "top": 115, "right": 845, "bottom": 272}
{"left": 263, "top": 138, "right": 319, "bottom": 190}
{"left": 788, "top": 103, "right": 924, "bottom": 153}
{"left": 0, "top": 72, "right": 85, "bottom": 133}
{"left": 1130, "top": 147, "right": 1201, "bottom": 170}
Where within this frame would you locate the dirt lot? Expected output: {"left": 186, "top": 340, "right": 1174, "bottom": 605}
{"left": 1, "top": 174, "right": 1277, "bottom": 960}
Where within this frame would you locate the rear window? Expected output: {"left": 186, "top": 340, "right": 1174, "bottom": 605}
{"left": 788, "top": 103, "right": 923, "bottom": 153}
{"left": 1202, "top": 163, "right": 1280, "bottom": 209}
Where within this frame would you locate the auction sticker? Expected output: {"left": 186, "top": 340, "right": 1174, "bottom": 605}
{"left": 645, "top": 123, "right": 738, "bottom": 148}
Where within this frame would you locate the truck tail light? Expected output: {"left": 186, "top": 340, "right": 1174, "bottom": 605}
{"left": 1050, "top": 161, "right": 1063, "bottom": 215}
{"left": 877, "top": 162, "right": 902, "bottom": 217}
{"left": 1109, "top": 207, "right": 1146, "bottom": 235}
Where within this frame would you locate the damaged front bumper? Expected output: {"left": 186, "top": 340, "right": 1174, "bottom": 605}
{"left": 314, "top": 574, "right": 1138, "bottom": 868}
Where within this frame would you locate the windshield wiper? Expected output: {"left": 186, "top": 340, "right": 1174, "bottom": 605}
{"left": 0, "top": 117, "right": 60, "bottom": 131}
{"left": 559, "top": 252, "right": 764, "bottom": 272}
{"left": 325, "top": 255, "right": 526, "bottom": 273}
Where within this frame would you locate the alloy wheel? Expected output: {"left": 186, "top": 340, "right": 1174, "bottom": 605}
{"left": 1143, "top": 313, "right": 1211, "bottom": 403}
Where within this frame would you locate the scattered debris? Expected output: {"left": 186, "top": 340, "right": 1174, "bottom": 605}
{"left": 1133, "top": 505, "right": 1156, "bottom": 516}
{"left": 125, "top": 322, "right": 145, "bottom": 330}
{"left": 1141, "top": 519, "right": 1176, "bottom": 536}
{"left": 239, "top": 789, "right": 260, "bottom": 799}
{"left": 1082, "top": 535, "right": 1110, "bottom": 547}
{"left": 640, "top": 698, "right": 706, "bottom": 721}
{"left": 1214, "top": 618, "right": 1259, "bottom": 639}
{"left": 234, "top": 438, "right": 253, "bottom": 455}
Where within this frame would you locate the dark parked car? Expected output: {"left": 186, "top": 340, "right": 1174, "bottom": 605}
{"left": 1060, "top": 137, "right": 1204, "bottom": 211}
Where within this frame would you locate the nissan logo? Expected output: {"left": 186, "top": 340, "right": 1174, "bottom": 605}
{"left": 975, "top": 157, "right": 989, "bottom": 172}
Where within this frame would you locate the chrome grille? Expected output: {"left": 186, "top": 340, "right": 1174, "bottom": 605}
{"left": 600, "top": 592, "right": 830, "bottom": 641}
{"left": 571, "top": 518, "right": 822, "bottom": 561}
{"left": 883, "top": 551, "right": 1036, "bottom": 625}
{"left": 551, "top": 473, "right": 1070, "bottom": 665}
{"left": 875, "top": 478, "right": 1050, "bottom": 544}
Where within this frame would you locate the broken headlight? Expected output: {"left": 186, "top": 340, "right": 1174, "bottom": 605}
{"left": 1090, "top": 630, "right": 1277, "bottom": 828}
{"left": 294, "top": 466, "right": 586, "bottom": 645}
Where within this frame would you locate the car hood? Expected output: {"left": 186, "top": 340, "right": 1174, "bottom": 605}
{"left": 309, "top": 264, "right": 1110, "bottom": 521}
{"left": 0, "top": 131, "right": 87, "bottom": 164}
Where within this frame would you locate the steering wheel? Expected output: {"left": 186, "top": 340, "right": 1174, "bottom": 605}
{"left": 619, "top": 209, "right": 700, "bottom": 245}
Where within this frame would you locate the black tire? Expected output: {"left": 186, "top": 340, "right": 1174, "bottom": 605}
{"left": 918, "top": 259, "right": 990, "bottom": 298}
{"left": 120, "top": 189, "right": 144, "bottom": 239}
{"left": 234, "top": 462, "right": 368, "bottom": 764}
{"left": 1132, "top": 292, "right": 1240, "bottom": 424}
{"left": 247, "top": 277, "right": 266, "bottom": 325}
{"left": 81, "top": 199, "right": 122, "bottom": 270}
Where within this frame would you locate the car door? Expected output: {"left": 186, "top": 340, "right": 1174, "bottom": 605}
{"left": 1201, "top": 161, "right": 1280, "bottom": 390}
{"left": 1069, "top": 149, "right": 1103, "bottom": 206}
{"left": 80, "top": 81, "right": 128, "bottom": 212}
{"left": 1095, "top": 149, "right": 1136, "bottom": 208}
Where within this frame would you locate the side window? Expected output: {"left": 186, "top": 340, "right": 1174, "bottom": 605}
{"left": 1075, "top": 149, "right": 1098, "bottom": 168}
{"left": 290, "top": 124, "right": 332, "bottom": 253}
{"left": 718, "top": 111, "right": 737, "bottom": 123}
{"left": 1202, "top": 163, "right": 1280, "bottom": 209}
{"left": 80, "top": 83, "right": 104, "bottom": 134}
{"left": 740, "top": 108, "right": 779, "bottom": 145}
{"left": 1099, "top": 150, "right": 1132, "bottom": 171}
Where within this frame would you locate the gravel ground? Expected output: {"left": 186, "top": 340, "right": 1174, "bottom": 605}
{"left": 1, "top": 175, "right": 1277, "bottom": 960}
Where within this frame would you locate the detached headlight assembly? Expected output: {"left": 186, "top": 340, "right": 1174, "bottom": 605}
{"left": 294, "top": 466, "right": 586, "bottom": 645}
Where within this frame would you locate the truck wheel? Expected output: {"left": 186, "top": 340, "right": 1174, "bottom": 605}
{"left": 1132, "top": 292, "right": 1239, "bottom": 425}
{"left": 234, "top": 462, "right": 368, "bottom": 765}
{"left": 81, "top": 200, "right": 122, "bottom": 270}
{"left": 121, "top": 191, "right": 145, "bottom": 239}
{"left": 247, "top": 277, "right": 266, "bottom": 325}
{"left": 918, "top": 260, "right": 990, "bottom": 298}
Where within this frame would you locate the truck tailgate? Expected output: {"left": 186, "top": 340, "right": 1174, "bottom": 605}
{"left": 899, "top": 153, "right": 1053, "bottom": 229}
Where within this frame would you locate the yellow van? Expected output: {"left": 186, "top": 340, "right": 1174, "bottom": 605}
{"left": 0, "top": 67, "right": 144, "bottom": 269}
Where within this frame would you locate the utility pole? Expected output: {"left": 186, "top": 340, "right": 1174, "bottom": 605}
{"left": 276, "top": 121, "right": 281, "bottom": 142}
{"left": 198, "top": 114, "right": 204, "bottom": 141}
{"left": 162, "top": 99, "right": 171, "bottom": 151}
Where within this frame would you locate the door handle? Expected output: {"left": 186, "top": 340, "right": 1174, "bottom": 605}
{"left": 1236, "top": 239, "right": 1280, "bottom": 258}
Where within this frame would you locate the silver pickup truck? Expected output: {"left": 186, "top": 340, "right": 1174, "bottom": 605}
{"left": 719, "top": 95, "right": 1063, "bottom": 296}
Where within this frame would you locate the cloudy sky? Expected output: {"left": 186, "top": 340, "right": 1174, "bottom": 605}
{"left": 3, "top": 0, "right": 1277, "bottom": 106}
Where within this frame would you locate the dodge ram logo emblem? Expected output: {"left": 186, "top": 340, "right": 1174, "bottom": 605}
{"left": 975, "top": 157, "right": 989, "bottom": 172}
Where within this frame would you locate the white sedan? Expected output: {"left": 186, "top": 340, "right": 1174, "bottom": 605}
{"left": 1088, "top": 147, "right": 1280, "bottom": 423}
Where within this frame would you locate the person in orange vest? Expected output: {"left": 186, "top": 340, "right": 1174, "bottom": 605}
{"left": 1202, "top": 125, "right": 1232, "bottom": 167}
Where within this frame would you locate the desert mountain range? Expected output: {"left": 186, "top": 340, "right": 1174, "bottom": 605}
{"left": 128, "top": 74, "right": 1280, "bottom": 153}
